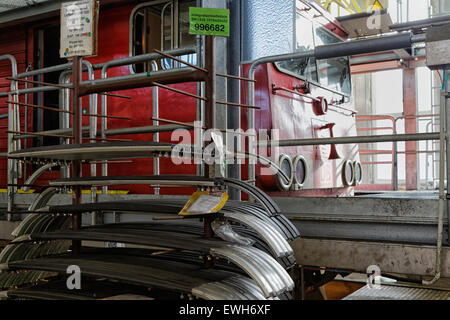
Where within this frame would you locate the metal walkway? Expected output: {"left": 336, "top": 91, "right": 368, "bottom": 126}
{"left": 343, "top": 284, "right": 450, "bottom": 300}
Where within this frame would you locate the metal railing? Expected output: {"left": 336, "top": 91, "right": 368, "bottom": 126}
{"left": 1, "top": 43, "right": 262, "bottom": 221}
{"left": 0, "top": 49, "right": 194, "bottom": 221}
{"left": 356, "top": 113, "right": 440, "bottom": 191}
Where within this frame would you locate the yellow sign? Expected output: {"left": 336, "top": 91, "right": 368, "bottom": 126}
{"left": 371, "top": 0, "right": 383, "bottom": 11}
{"left": 179, "top": 191, "right": 229, "bottom": 216}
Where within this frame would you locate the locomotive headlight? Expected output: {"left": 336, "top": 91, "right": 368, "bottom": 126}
{"left": 292, "top": 155, "right": 307, "bottom": 188}
{"left": 313, "top": 97, "right": 328, "bottom": 116}
{"left": 276, "top": 154, "right": 294, "bottom": 191}
{"left": 342, "top": 160, "right": 355, "bottom": 186}
{"left": 353, "top": 161, "right": 363, "bottom": 186}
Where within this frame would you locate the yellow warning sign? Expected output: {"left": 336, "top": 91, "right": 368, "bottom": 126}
{"left": 371, "top": 0, "right": 383, "bottom": 11}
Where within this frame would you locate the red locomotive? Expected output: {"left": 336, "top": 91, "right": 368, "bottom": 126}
{"left": 0, "top": 0, "right": 360, "bottom": 198}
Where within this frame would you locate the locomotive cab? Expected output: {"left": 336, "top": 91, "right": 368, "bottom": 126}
{"left": 245, "top": 1, "right": 361, "bottom": 196}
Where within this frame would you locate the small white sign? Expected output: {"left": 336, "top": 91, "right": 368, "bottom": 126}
{"left": 60, "top": 0, "right": 97, "bottom": 58}
{"left": 185, "top": 194, "right": 225, "bottom": 214}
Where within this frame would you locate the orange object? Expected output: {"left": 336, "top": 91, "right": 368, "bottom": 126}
{"left": 323, "top": 281, "right": 365, "bottom": 300}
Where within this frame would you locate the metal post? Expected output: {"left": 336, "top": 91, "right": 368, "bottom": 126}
{"left": 84, "top": 61, "right": 99, "bottom": 224}
{"left": 445, "top": 69, "right": 450, "bottom": 245}
{"left": 204, "top": 36, "right": 216, "bottom": 178}
{"left": 100, "top": 70, "right": 109, "bottom": 196}
{"left": 152, "top": 61, "right": 160, "bottom": 195}
{"left": 59, "top": 62, "right": 97, "bottom": 223}
{"left": 393, "top": 132, "right": 399, "bottom": 190}
{"left": 404, "top": 68, "right": 418, "bottom": 190}
{"left": 203, "top": 36, "right": 216, "bottom": 241}
{"left": 7, "top": 92, "right": 15, "bottom": 222}
{"left": 23, "top": 65, "right": 32, "bottom": 182}
{"left": 426, "top": 121, "right": 432, "bottom": 189}
{"left": 71, "top": 56, "right": 82, "bottom": 254}
{"left": 421, "top": 67, "right": 446, "bottom": 286}
{"left": 1, "top": 55, "right": 19, "bottom": 222}
{"left": 227, "top": 0, "right": 241, "bottom": 200}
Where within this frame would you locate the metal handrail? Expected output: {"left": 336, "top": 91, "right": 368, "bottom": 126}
{"left": 0, "top": 54, "right": 18, "bottom": 221}
{"left": 98, "top": 47, "right": 195, "bottom": 194}
{"left": 355, "top": 115, "right": 396, "bottom": 190}
{"left": 356, "top": 114, "right": 441, "bottom": 190}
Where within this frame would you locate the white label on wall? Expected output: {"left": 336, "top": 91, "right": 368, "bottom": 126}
{"left": 60, "top": 0, "right": 96, "bottom": 58}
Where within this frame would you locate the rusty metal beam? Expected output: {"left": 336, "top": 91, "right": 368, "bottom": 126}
{"left": 7, "top": 131, "right": 74, "bottom": 140}
{"left": 152, "top": 82, "right": 207, "bottom": 101}
{"left": 404, "top": 68, "right": 418, "bottom": 190}
{"left": 5, "top": 100, "right": 73, "bottom": 114}
{"left": 350, "top": 60, "right": 402, "bottom": 74}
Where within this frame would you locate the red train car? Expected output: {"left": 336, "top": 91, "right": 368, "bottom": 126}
{"left": 0, "top": 0, "right": 360, "bottom": 198}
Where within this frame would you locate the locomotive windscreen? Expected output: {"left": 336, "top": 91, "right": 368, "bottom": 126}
{"left": 275, "top": 11, "right": 351, "bottom": 96}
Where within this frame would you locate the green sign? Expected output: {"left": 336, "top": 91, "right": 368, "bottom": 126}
{"left": 189, "top": 7, "right": 230, "bottom": 37}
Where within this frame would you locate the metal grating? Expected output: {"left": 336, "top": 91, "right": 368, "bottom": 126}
{"left": 344, "top": 284, "right": 450, "bottom": 300}
{"left": 0, "top": 0, "right": 51, "bottom": 14}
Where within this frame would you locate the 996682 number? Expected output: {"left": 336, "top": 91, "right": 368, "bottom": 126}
{"left": 194, "top": 23, "right": 225, "bottom": 32}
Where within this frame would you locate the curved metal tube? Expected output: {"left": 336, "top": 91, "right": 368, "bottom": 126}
{"left": 22, "top": 163, "right": 58, "bottom": 192}
{"left": 222, "top": 276, "right": 267, "bottom": 300}
{"left": 210, "top": 246, "right": 275, "bottom": 297}
{"left": 231, "top": 245, "right": 285, "bottom": 295}
{"left": 223, "top": 212, "right": 293, "bottom": 258}
{"left": 28, "top": 187, "right": 59, "bottom": 212}
{"left": 11, "top": 214, "right": 38, "bottom": 238}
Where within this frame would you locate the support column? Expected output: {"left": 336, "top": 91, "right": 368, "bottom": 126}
{"left": 403, "top": 68, "right": 418, "bottom": 190}
{"left": 227, "top": 0, "right": 241, "bottom": 200}
{"left": 204, "top": 36, "right": 216, "bottom": 179}
{"left": 444, "top": 69, "right": 450, "bottom": 245}
{"left": 203, "top": 36, "right": 216, "bottom": 243}
{"left": 71, "top": 56, "right": 82, "bottom": 254}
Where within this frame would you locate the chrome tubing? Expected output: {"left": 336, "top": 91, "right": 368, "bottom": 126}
{"left": 152, "top": 60, "right": 160, "bottom": 195}
{"left": 1, "top": 54, "right": 18, "bottom": 221}
{"left": 99, "top": 47, "right": 196, "bottom": 194}
{"left": 222, "top": 212, "right": 293, "bottom": 258}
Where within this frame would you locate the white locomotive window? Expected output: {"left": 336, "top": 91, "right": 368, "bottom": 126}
{"left": 314, "top": 25, "right": 352, "bottom": 95}
{"left": 275, "top": 12, "right": 318, "bottom": 82}
{"left": 274, "top": 11, "right": 351, "bottom": 96}
{"left": 131, "top": 0, "right": 197, "bottom": 73}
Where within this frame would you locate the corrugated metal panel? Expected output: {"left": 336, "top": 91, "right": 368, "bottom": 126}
{"left": 344, "top": 284, "right": 450, "bottom": 300}
{"left": 242, "top": 0, "right": 295, "bottom": 61}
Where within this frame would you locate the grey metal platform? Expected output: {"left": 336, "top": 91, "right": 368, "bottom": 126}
{"left": 343, "top": 284, "right": 450, "bottom": 300}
